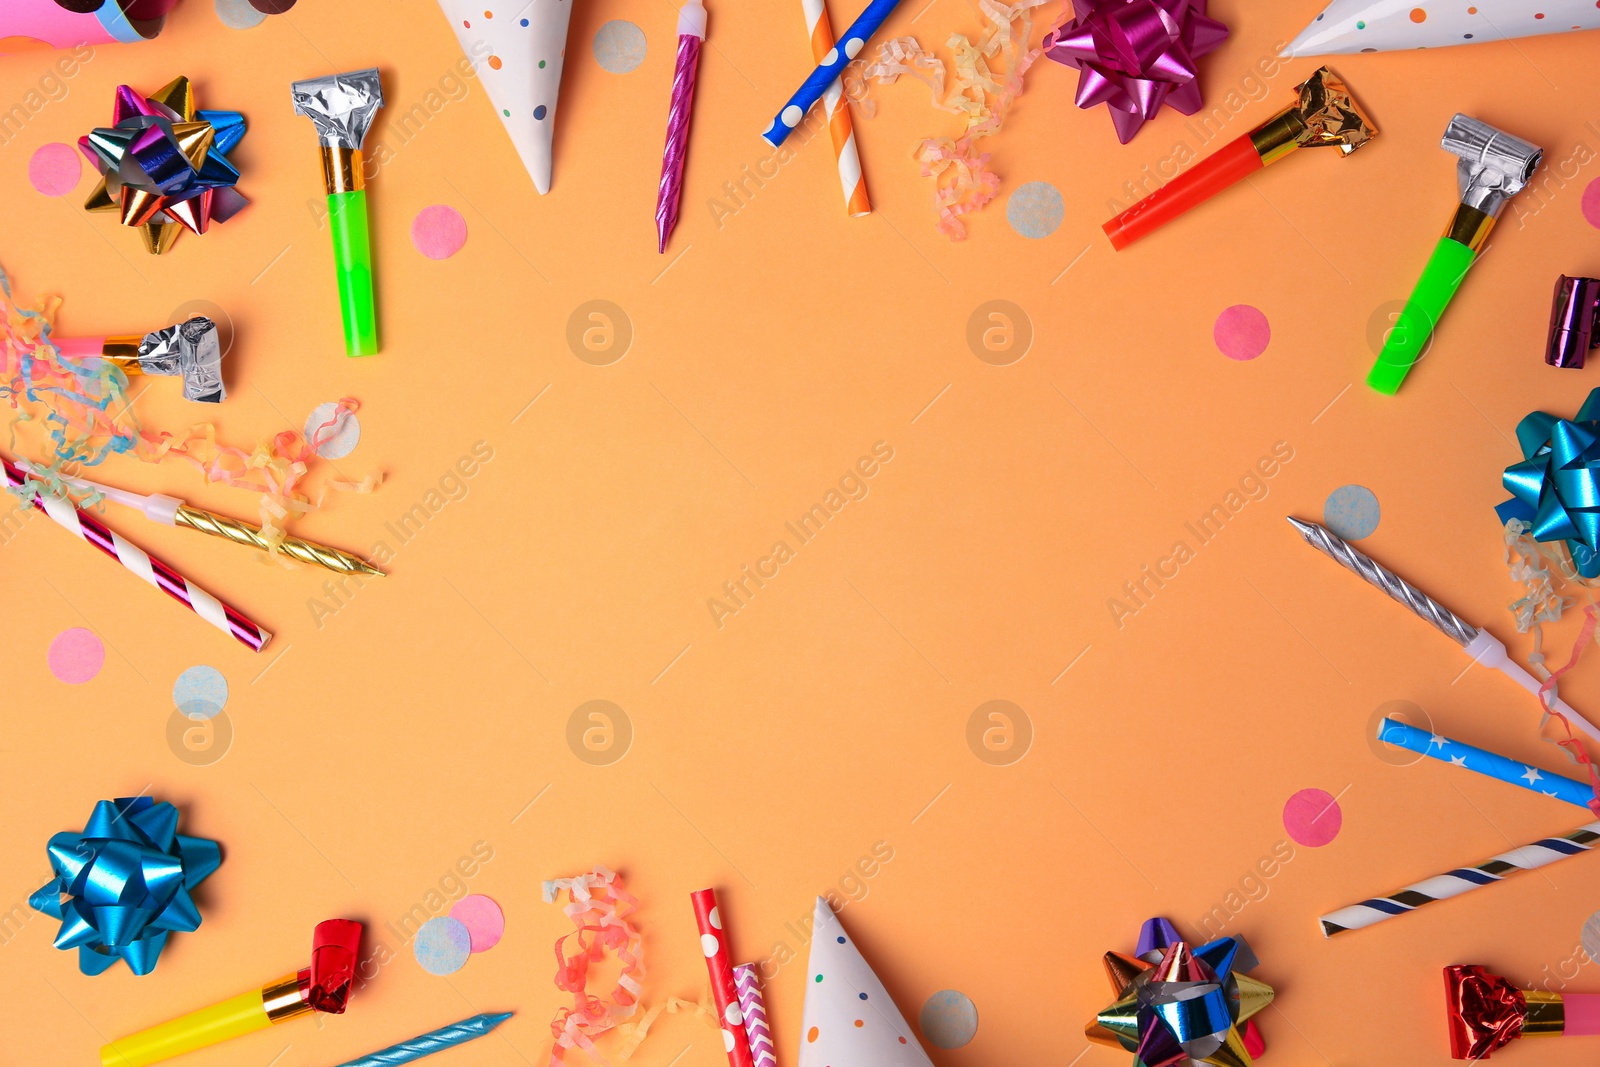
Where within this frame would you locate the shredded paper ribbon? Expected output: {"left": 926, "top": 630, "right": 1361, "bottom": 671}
{"left": 1499, "top": 387, "right": 1600, "bottom": 579}
{"left": 1087, "top": 917, "right": 1273, "bottom": 1066}
{"left": 28, "top": 797, "right": 221, "bottom": 976}
{"left": 1043, "top": 0, "right": 1228, "bottom": 144}
{"left": 80, "top": 76, "right": 248, "bottom": 255}
{"left": 542, "top": 866, "right": 646, "bottom": 1065}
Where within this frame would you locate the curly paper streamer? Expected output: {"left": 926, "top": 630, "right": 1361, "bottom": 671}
{"left": 1535, "top": 605, "right": 1600, "bottom": 817}
{"left": 542, "top": 866, "right": 646, "bottom": 1066}
{"left": 861, "top": 0, "right": 1056, "bottom": 239}
{"left": 1042, "top": 0, "right": 1229, "bottom": 144}
{"left": 28, "top": 796, "right": 221, "bottom": 976}
{"left": 612, "top": 995, "right": 717, "bottom": 1061}
{"left": 0, "top": 266, "right": 377, "bottom": 561}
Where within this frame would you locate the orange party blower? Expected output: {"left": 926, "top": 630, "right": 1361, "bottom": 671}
{"left": 1102, "top": 66, "right": 1376, "bottom": 250}
{"left": 100, "top": 919, "right": 361, "bottom": 1067}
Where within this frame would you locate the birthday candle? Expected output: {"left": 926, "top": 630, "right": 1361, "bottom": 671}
{"left": 656, "top": 0, "right": 707, "bottom": 253}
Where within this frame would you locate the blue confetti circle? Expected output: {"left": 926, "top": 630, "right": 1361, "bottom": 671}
{"left": 173, "top": 665, "right": 228, "bottom": 720}
{"left": 1324, "top": 484, "right": 1381, "bottom": 541}
{"left": 413, "top": 916, "right": 472, "bottom": 975}
{"left": 920, "top": 989, "right": 978, "bottom": 1049}
{"left": 593, "top": 20, "right": 647, "bottom": 74}
{"left": 1006, "top": 181, "right": 1064, "bottom": 239}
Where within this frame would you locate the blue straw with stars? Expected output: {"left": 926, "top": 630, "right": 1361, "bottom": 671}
{"left": 1378, "top": 718, "right": 1596, "bottom": 809}
{"left": 331, "top": 1013, "right": 513, "bottom": 1067}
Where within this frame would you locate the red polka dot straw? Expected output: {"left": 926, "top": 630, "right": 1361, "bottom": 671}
{"left": 691, "top": 889, "right": 755, "bottom": 1067}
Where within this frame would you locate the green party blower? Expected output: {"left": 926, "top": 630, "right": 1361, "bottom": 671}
{"left": 292, "top": 69, "right": 384, "bottom": 357}
{"left": 1367, "top": 114, "right": 1542, "bottom": 395}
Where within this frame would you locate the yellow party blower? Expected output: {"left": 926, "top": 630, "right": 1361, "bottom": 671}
{"left": 101, "top": 919, "right": 362, "bottom": 1067}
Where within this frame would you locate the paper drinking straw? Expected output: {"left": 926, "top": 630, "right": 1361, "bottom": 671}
{"left": 1377, "top": 718, "right": 1596, "bottom": 810}
{"left": 762, "top": 0, "right": 903, "bottom": 147}
{"left": 1318, "top": 821, "right": 1600, "bottom": 937}
{"left": 3, "top": 458, "right": 271, "bottom": 652}
{"left": 732, "top": 965, "right": 777, "bottom": 1067}
{"left": 799, "top": 0, "right": 870, "bottom": 216}
{"left": 691, "top": 889, "right": 755, "bottom": 1067}
{"left": 330, "top": 1012, "right": 513, "bottom": 1067}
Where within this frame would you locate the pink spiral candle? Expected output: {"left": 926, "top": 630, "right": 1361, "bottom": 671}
{"left": 656, "top": 0, "right": 706, "bottom": 253}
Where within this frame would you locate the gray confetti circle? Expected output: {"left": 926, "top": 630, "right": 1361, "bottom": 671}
{"left": 1006, "top": 181, "right": 1064, "bottom": 239}
{"left": 215, "top": 0, "right": 267, "bottom": 30}
{"left": 594, "top": 21, "right": 647, "bottom": 74}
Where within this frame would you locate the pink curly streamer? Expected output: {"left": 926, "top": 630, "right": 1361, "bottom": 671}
{"left": 544, "top": 866, "right": 646, "bottom": 1067}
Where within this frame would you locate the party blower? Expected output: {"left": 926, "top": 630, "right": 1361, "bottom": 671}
{"left": 100, "top": 919, "right": 361, "bottom": 1067}
{"left": 292, "top": 69, "right": 384, "bottom": 357}
{"left": 1102, "top": 66, "right": 1376, "bottom": 250}
{"left": 1367, "top": 115, "right": 1542, "bottom": 394}
{"left": 54, "top": 316, "right": 226, "bottom": 403}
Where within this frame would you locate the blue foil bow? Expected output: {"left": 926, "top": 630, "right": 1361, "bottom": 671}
{"left": 1499, "top": 387, "right": 1600, "bottom": 578}
{"left": 28, "top": 796, "right": 221, "bottom": 976}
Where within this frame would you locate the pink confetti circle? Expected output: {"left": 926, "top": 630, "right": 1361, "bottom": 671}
{"left": 1282, "top": 787, "right": 1342, "bottom": 848}
{"left": 48, "top": 627, "right": 104, "bottom": 684}
{"left": 410, "top": 205, "right": 468, "bottom": 260}
{"left": 28, "top": 143, "right": 81, "bottom": 197}
{"left": 1213, "top": 304, "right": 1271, "bottom": 361}
{"left": 1582, "top": 178, "right": 1600, "bottom": 230}
{"left": 449, "top": 894, "right": 504, "bottom": 952}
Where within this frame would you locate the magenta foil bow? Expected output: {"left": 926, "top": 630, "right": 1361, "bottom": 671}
{"left": 1044, "top": 0, "right": 1229, "bottom": 144}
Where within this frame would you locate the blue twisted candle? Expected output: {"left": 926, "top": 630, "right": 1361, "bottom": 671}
{"left": 333, "top": 1013, "right": 513, "bottom": 1067}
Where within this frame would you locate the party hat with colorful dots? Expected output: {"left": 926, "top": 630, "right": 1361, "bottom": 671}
{"left": 797, "top": 897, "right": 935, "bottom": 1067}
{"left": 1283, "top": 0, "right": 1599, "bottom": 56}
{"left": 436, "top": 0, "right": 573, "bottom": 194}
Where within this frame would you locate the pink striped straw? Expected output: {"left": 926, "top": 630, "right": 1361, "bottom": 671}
{"left": 732, "top": 964, "right": 777, "bottom": 1067}
{"left": 801, "top": 0, "right": 870, "bottom": 216}
{"left": 4, "top": 458, "right": 271, "bottom": 652}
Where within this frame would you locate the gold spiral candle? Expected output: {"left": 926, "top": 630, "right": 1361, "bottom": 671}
{"left": 173, "top": 506, "right": 384, "bottom": 578}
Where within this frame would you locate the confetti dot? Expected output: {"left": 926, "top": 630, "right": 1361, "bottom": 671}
{"left": 1324, "top": 484, "right": 1381, "bottom": 541}
{"left": 215, "top": 0, "right": 267, "bottom": 28}
{"left": 920, "top": 990, "right": 979, "bottom": 1049}
{"left": 1410, "top": 7, "right": 1426, "bottom": 21}
{"left": 1283, "top": 787, "right": 1343, "bottom": 848}
{"left": 414, "top": 916, "right": 472, "bottom": 975}
{"left": 487, "top": 54, "right": 502, "bottom": 70}
{"left": 1213, "top": 305, "right": 1270, "bottom": 360}
{"left": 1006, "top": 181, "right": 1064, "bottom": 239}
{"left": 449, "top": 894, "right": 504, "bottom": 952}
{"left": 173, "top": 665, "right": 228, "bottom": 720}
{"left": 533, "top": 105, "right": 547, "bottom": 120}
{"left": 701, "top": 933, "right": 720, "bottom": 956}
{"left": 1582, "top": 178, "right": 1600, "bottom": 229}
{"left": 1582, "top": 910, "right": 1600, "bottom": 962}
{"left": 304, "top": 402, "right": 361, "bottom": 460}
{"left": 48, "top": 628, "right": 103, "bottom": 684}
{"left": 593, "top": 20, "right": 647, "bottom": 74}
{"left": 411, "top": 204, "right": 468, "bottom": 260}
{"left": 28, "top": 143, "right": 81, "bottom": 196}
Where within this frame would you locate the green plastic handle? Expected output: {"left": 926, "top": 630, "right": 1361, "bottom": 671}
{"left": 1366, "top": 236, "right": 1476, "bottom": 395}
{"left": 327, "top": 190, "right": 378, "bottom": 357}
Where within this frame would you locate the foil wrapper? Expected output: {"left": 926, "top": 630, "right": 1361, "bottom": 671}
{"left": 1443, "top": 964, "right": 1600, "bottom": 1059}
{"left": 138, "top": 316, "right": 224, "bottom": 402}
{"left": 1548, "top": 275, "right": 1600, "bottom": 369}
{"left": 291, "top": 68, "right": 384, "bottom": 149}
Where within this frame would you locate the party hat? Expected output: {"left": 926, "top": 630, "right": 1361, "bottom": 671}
{"left": 797, "top": 897, "right": 934, "bottom": 1067}
{"left": 435, "top": 0, "right": 574, "bottom": 194}
{"left": 1284, "top": 0, "right": 1599, "bottom": 56}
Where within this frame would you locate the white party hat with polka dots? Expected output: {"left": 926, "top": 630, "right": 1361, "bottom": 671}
{"left": 797, "top": 897, "right": 934, "bottom": 1067}
{"left": 1283, "top": 0, "right": 1600, "bottom": 56}
{"left": 436, "top": 0, "right": 573, "bottom": 193}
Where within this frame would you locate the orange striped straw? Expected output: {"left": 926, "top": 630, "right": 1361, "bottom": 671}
{"left": 800, "top": 0, "right": 871, "bottom": 216}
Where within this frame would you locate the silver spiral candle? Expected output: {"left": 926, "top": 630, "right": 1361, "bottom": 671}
{"left": 1287, "top": 516, "right": 1480, "bottom": 647}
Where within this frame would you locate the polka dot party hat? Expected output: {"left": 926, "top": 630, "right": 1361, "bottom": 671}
{"left": 436, "top": 0, "right": 574, "bottom": 194}
{"left": 1283, "top": 0, "right": 1600, "bottom": 57}
{"left": 798, "top": 897, "right": 935, "bottom": 1067}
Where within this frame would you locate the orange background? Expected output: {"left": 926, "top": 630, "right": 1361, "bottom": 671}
{"left": 3, "top": 1, "right": 1600, "bottom": 1065}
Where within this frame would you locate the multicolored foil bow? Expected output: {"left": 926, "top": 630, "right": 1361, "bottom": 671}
{"left": 1445, "top": 964, "right": 1600, "bottom": 1059}
{"left": 1043, "top": 0, "right": 1229, "bottom": 144}
{"left": 1499, "top": 387, "right": 1600, "bottom": 578}
{"left": 80, "top": 76, "right": 249, "bottom": 255}
{"left": 28, "top": 796, "right": 221, "bottom": 976}
{"left": 1088, "top": 917, "right": 1273, "bottom": 1067}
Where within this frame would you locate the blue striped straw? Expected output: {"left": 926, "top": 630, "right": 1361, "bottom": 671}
{"left": 1377, "top": 717, "right": 1595, "bottom": 809}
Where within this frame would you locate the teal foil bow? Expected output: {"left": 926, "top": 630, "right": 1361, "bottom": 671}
{"left": 29, "top": 797, "right": 221, "bottom": 976}
{"left": 1499, "top": 387, "right": 1600, "bottom": 578}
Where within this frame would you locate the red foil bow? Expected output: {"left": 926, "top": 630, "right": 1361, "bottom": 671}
{"left": 1043, "top": 0, "right": 1228, "bottom": 144}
